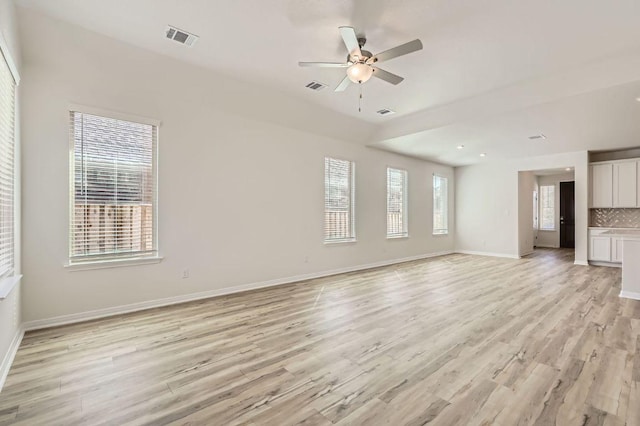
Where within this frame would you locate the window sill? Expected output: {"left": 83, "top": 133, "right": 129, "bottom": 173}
{"left": 433, "top": 231, "right": 449, "bottom": 236}
{"left": 0, "top": 275, "right": 22, "bottom": 300}
{"left": 387, "top": 234, "right": 409, "bottom": 239}
{"left": 65, "top": 256, "right": 163, "bottom": 272}
{"left": 539, "top": 229, "right": 556, "bottom": 232}
{"left": 324, "top": 238, "right": 357, "bottom": 245}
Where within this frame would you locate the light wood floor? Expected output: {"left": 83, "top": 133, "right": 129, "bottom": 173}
{"left": 1, "top": 249, "right": 639, "bottom": 425}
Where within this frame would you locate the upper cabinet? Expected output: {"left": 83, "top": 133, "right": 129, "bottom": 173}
{"left": 590, "top": 159, "right": 639, "bottom": 208}
{"left": 613, "top": 161, "right": 637, "bottom": 207}
{"left": 591, "top": 163, "right": 613, "bottom": 208}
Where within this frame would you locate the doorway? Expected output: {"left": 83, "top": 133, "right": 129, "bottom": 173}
{"left": 560, "top": 181, "right": 575, "bottom": 248}
{"left": 518, "top": 168, "right": 576, "bottom": 256}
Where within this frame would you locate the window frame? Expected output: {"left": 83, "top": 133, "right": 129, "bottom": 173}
{"left": 67, "top": 104, "right": 161, "bottom": 269}
{"left": 0, "top": 39, "right": 21, "bottom": 298}
{"left": 386, "top": 167, "right": 408, "bottom": 239}
{"left": 323, "top": 156, "right": 356, "bottom": 244}
{"left": 432, "top": 174, "right": 448, "bottom": 235}
{"left": 539, "top": 184, "right": 555, "bottom": 231}
{"left": 533, "top": 190, "right": 538, "bottom": 230}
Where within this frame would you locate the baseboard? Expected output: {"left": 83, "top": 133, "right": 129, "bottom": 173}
{"left": 23, "top": 250, "right": 454, "bottom": 332}
{"left": 0, "top": 325, "right": 24, "bottom": 393}
{"left": 454, "top": 250, "right": 520, "bottom": 259}
{"left": 574, "top": 260, "right": 589, "bottom": 266}
{"left": 588, "top": 261, "right": 621, "bottom": 268}
{"left": 619, "top": 290, "right": 640, "bottom": 301}
{"left": 519, "top": 251, "right": 534, "bottom": 258}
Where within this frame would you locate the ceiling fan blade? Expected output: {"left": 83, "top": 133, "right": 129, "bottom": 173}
{"left": 339, "top": 26, "right": 362, "bottom": 59}
{"left": 371, "top": 67, "right": 404, "bottom": 85}
{"left": 298, "top": 62, "right": 350, "bottom": 68}
{"left": 334, "top": 75, "right": 351, "bottom": 92}
{"left": 371, "top": 39, "right": 423, "bottom": 63}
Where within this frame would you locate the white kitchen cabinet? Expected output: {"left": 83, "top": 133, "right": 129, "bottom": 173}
{"left": 613, "top": 161, "right": 637, "bottom": 207}
{"left": 588, "top": 229, "right": 624, "bottom": 264}
{"left": 637, "top": 160, "right": 640, "bottom": 207}
{"left": 611, "top": 237, "right": 624, "bottom": 263}
{"left": 589, "top": 235, "right": 612, "bottom": 262}
{"left": 591, "top": 163, "right": 613, "bottom": 208}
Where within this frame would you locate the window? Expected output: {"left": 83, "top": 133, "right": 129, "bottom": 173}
{"left": 533, "top": 190, "right": 538, "bottom": 229}
{"left": 539, "top": 185, "right": 555, "bottom": 230}
{"left": 387, "top": 167, "right": 408, "bottom": 238}
{"left": 324, "top": 157, "right": 355, "bottom": 242}
{"left": 433, "top": 174, "right": 448, "bottom": 235}
{"left": 0, "top": 49, "right": 16, "bottom": 279}
{"left": 69, "top": 110, "right": 158, "bottom": 263}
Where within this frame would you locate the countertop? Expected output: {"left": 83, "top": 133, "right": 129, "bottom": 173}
{"left": 589, "top": 226, "right": 640, "bottom": 230}
{"left": 601, "top": 229, "right": 640, "bottom": 238}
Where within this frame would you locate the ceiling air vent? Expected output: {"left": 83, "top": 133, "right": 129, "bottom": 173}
{"left": 165, "top": 26, "right": 199, "bottom": 47}
{"left": 528, "top": 134, "right": 547, "bottom": 140}
{"left": 305, "top": 81, "right": 328, "bottom": 91}
{"left": 376, "top": 108, "right": 396, "bottom": 116}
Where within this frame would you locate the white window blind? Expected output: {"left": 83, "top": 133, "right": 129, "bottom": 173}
{"left": 433, "top": 174, "right": 448, "bottom": 235}
{"left": 70, "top": 111, "right": 158, "bottom": 263}
{"left": 0, "top": 49, "right": 15, "bottom": 278}
{"left": 540, "top": 185, "right": 555, "bottom": 230}
{"left": 533, "top": 190, "right": 538, "bottom": 229}
{"left": 324, "top": 157, "right": 355, "bottom": 242}
{"left": 387, "top": 167, "right": 408, "bottom": 237}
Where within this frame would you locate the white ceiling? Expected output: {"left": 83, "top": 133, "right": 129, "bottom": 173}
{"left": 372, "top": 79, "right": 640, "bottom": 165}
{"left": 16, "top": 0, "right": 640, "bottom": 166}
{"left": 533, "top": 169, "right": 574, "bottom": 177}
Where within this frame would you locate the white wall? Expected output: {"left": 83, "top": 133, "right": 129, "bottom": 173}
{"left": 455, "top": 151, "right": 588, "bottom": 263}
{"left": 536, "top": 172, "right": 575, "bottom": 248}
{"left": 0, "top": 0, "right": 22, "bottom": 387}
{"left": 518, "top": 171, "right": 536, "bottom": 256}
{"left": 18, "top": 9, "right": 455, "bottom": 323}
{"left": 454, "top": 161, "right": 518, "bottom": 257}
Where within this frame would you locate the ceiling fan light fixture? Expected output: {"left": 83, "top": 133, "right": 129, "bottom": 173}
{"left": 347, "top": 63, "right": 373, "bottom": 84}
{"left": 299, "top": 27, "right": 422, "bottom": 93}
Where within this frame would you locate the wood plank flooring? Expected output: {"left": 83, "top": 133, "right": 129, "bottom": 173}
{"left": 1, "top": 249, "right": 639, "bottom": 425}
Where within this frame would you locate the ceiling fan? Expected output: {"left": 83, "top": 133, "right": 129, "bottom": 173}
{"left": 299, "top": 26, "right": 423, "bottom": 92}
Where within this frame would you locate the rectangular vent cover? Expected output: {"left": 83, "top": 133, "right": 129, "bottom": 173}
{"left": 305, "top": 81, "right": 327, "bottom": 91}
{"left": 166, "top": 26, "right": 199, "bottom": 47}
{"left": 376, "top": 108, "right": 395, "bottom": 115}
{"left": 528, "top": 134, "right": 546, "bottom": 140}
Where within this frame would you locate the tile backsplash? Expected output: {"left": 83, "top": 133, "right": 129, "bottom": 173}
{"left": 590, "top": 208, "right": 640, "bottom": 228}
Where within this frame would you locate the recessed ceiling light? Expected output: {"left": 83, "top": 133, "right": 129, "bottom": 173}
{"left": 480, "top": 153, "right": 486, "bottom": 157}
{"left": 457, "top": 145, "right": 464, "bottom": 150}
{"left": 565, "top": 167, "right": 572, "bottom": 171}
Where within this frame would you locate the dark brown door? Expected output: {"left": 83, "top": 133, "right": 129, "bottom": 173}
{"left": 560, "top": 181, "right": 575, "bottom": 248}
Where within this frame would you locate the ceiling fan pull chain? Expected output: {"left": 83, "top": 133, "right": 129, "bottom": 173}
{"left": 359, "top": 85, "right": 363, "bottom": 112}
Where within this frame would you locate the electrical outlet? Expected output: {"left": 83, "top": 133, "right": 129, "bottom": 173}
{"left": 182, "top": 269, "right": 189, "bottom": 279}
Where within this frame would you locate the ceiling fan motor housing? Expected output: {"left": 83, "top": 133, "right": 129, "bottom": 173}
{"left": 348, "top": 50, "right": 373, "bottom": 64}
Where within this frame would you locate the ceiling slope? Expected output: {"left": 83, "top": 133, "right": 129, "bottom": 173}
{"left": 16, "top": 0, "right": 640, "bottom": 165}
